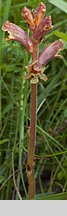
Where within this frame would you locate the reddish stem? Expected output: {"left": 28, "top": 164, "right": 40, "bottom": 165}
{"left": 27, "top": 41, "right": 38, "bottom": 199}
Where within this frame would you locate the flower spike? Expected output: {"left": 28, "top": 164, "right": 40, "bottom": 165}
{"left": 2, "top": 20, "right": 33, "bottom": 53}
{"left": 2, "top": 3, "right": 64, "bottom": 83}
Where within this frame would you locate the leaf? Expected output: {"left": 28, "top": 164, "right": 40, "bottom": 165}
{"left": 0, "top": 139, "right": 8, "bottom": 145}
{"left": 48, "top": 0, "right": 67, "bottom": 13}
{"left": 53, "top": 30, "right": 67, "bottom": 42}
{"left": 36, "top": 192, "right": 67, "bottom": 200}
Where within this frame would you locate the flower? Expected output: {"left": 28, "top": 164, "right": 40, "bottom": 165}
{"left": 21, "top": 7, "right": 35, "bottom": 30}
{"left": 25, "top": 60, "right": 48, "bottom": 84}
{"left": 38, "top": 39, "right": 64, "bottom": 67}
{"left": 2, "top": 20, "right": 33, "bottom": 53}
{"left": 2, "top": 2, "right": 64, "bottom": 83}
{"left": 33, "top": 2, "right": 46, "bottom": 26}
{"left": 21, "top": 2, "right": 52, "bottom": 42}
{"left": 25, "top": 39, "right": 64, "bottom": 83}
{"left": 33, "top": 16, "right": 52, "bottom": 42}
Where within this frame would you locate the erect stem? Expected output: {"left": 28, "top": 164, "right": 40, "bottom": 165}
{"left": 27, "top": 41, "right": 38, "bottom": 199}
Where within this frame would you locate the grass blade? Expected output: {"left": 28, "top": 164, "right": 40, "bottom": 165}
{"left": 48, "top": 0, "right": 67, "bottom": 13}
{"left": 53, "top": 30, "right": 67, "bottom": 42}
{"left": 36, "top": 191, "right": 67, "bottom": 200}
{"left": 2, "top": 0, "right": 12, "bottom": 24}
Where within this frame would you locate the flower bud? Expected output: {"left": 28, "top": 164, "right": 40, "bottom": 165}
{"left": 2, "top": 20, "right": 33, "bottom": 53}
{"left": 38, "top": 39, "right": 64, "bottom": 66}
{"left": 21, "top": 6, "right": 35, "bottom": 30}
{"left": 33, "top": 2, "right": 46, "bottom": 26}
{"left": 33, "top": 16, "right": 52, "bottom": 42}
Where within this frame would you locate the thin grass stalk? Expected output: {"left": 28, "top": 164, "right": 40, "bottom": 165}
{"left": 19, "top": 76, "right": 28, "bottom": 197}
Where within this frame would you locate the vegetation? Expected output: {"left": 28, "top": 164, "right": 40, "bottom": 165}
{"left": 0, "top": 0, "right": 67, "bottom": 200}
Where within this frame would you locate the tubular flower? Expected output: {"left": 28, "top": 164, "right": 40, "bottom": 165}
{"left": 2, "top": 2, "right": 64, "bottom": 83}
{"left": 21, "top": 7, "right": 35, "bottom": 30}
{"left": 33, "top": 16, "right": 52, "bottom": 42}
{"left": 2, "top": 20, "right": 33, "bottom": 53}
{"left": 33, "top": 2, "right": 46, "bottom": 26}
{"left": 25, "top": 39, "right": 64, "bottom": 84}
{"left": 38, "top": 39, "right": 64, "bottom": 67}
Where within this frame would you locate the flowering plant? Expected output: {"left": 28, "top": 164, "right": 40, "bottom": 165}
{"left": 2, "top": 2, "right": 64, "bottom": 200}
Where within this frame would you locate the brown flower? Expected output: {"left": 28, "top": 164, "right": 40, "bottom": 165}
{"left": 38, "top": 39, "right": 64, "bottom": 67}
{"left": 21, "top": 7, "right": 35, "bottom": 30}
{"left": 25, "top": 39, "right": 64, "bottom": 83}
{"left": 33, "top": 16, "right": 52, "bottom": 42}
{"left": 25, "top": 60, "right": 48, "bottom": 84}
{"left": 33, "top": 2, "right": 46, "bottom": 26}
{"left": 2, "top": 20, "right": 33, "bottom": 53}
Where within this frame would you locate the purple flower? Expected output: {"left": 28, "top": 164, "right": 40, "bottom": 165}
{"left": 38, "top": 39, "right": 64, "bottom": 67}
{"left": 2, "top": 20, "right": 33, "bottom": 53}
{"left": 33, "top": 16, "right": 52, "bottom": 42}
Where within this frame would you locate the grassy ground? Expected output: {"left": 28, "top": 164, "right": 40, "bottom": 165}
{"left": 0, "top": 0, "right": 67, "bottom": 200}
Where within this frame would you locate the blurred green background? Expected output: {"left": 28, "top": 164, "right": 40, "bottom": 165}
{"left": 0, "top": 0, "right": 67, "bottom": 200}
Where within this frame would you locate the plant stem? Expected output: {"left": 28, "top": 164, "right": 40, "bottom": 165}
{"left": 27, "top": 83, "right": 37, "bottom": 199}
{"left": 27, "top": 42, "right": 38, "bottom": 199}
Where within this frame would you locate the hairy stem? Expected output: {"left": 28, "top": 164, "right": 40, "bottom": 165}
{"left": 27, "top": 42, "right": 38, "bottom": 199}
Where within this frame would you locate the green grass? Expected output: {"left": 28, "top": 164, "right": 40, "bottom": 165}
{"left": 0, "top": 0, "right": 67, "bottom": 200}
